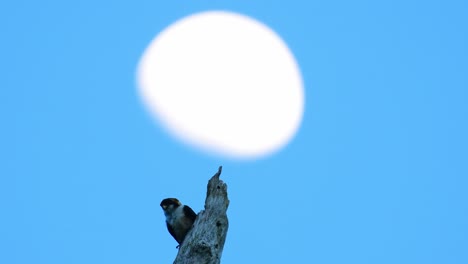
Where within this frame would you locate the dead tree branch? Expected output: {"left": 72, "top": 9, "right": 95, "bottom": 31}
{"left": 173, "top": 166, "right": 229, "bottom": 264}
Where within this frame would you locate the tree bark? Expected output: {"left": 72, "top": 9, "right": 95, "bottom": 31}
{"left": 173, "top": 166, "right": 229, "bottom": 264}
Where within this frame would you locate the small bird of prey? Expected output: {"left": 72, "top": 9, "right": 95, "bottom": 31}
{"left": 160, "top": 198, "right": 197, "bottom": 248}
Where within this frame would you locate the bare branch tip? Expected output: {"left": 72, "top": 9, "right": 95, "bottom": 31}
{"left": 211, "top": 166, "right": 223, "bottom": 180}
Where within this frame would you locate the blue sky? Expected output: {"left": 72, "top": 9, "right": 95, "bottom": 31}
{"left": 2, "top": 0, "right": 467, "bottom": 263}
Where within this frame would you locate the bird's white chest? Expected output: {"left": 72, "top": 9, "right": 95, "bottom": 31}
{"left": 165, "top": 205, "right": 185, "bottom": 226}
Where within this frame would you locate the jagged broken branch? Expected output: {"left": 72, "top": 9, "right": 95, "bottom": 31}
{"left": 173, "top": 166, "right": 229, "bottom": 264}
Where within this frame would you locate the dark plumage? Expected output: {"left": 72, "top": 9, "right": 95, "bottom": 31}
{"left": 160, "top": 198, "right": 197, "bottom": 247}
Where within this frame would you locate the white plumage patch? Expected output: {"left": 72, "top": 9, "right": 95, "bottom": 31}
{"left": 165, "top": 204, "right": 186, "bottom": 226}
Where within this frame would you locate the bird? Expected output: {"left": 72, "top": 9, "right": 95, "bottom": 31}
{"left": 160, "top": 198, "right": 197, "bottom": 248}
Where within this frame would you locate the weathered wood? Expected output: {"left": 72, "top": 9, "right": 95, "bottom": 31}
{"left": 173, "top": 166, "right": 229, "bottom": 264}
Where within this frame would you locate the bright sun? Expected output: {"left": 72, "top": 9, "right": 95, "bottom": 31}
{"left": 137, "top": 11, "right": 304, "bottom": 159}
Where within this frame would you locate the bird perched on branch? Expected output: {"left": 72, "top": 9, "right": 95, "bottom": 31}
{"left": 160, "top": 198, "right": 197, "bottom": 248}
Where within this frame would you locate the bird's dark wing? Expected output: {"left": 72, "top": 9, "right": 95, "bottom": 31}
{"left": 183, "top": 205, "right": 197, "bottom": 223}
{"left": 166, "top": 221, "right": 180, "bottom": 244}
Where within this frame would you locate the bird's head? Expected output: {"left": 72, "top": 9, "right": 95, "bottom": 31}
{"left": 160, "top": 198, "right": 181, "bottom": 214}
